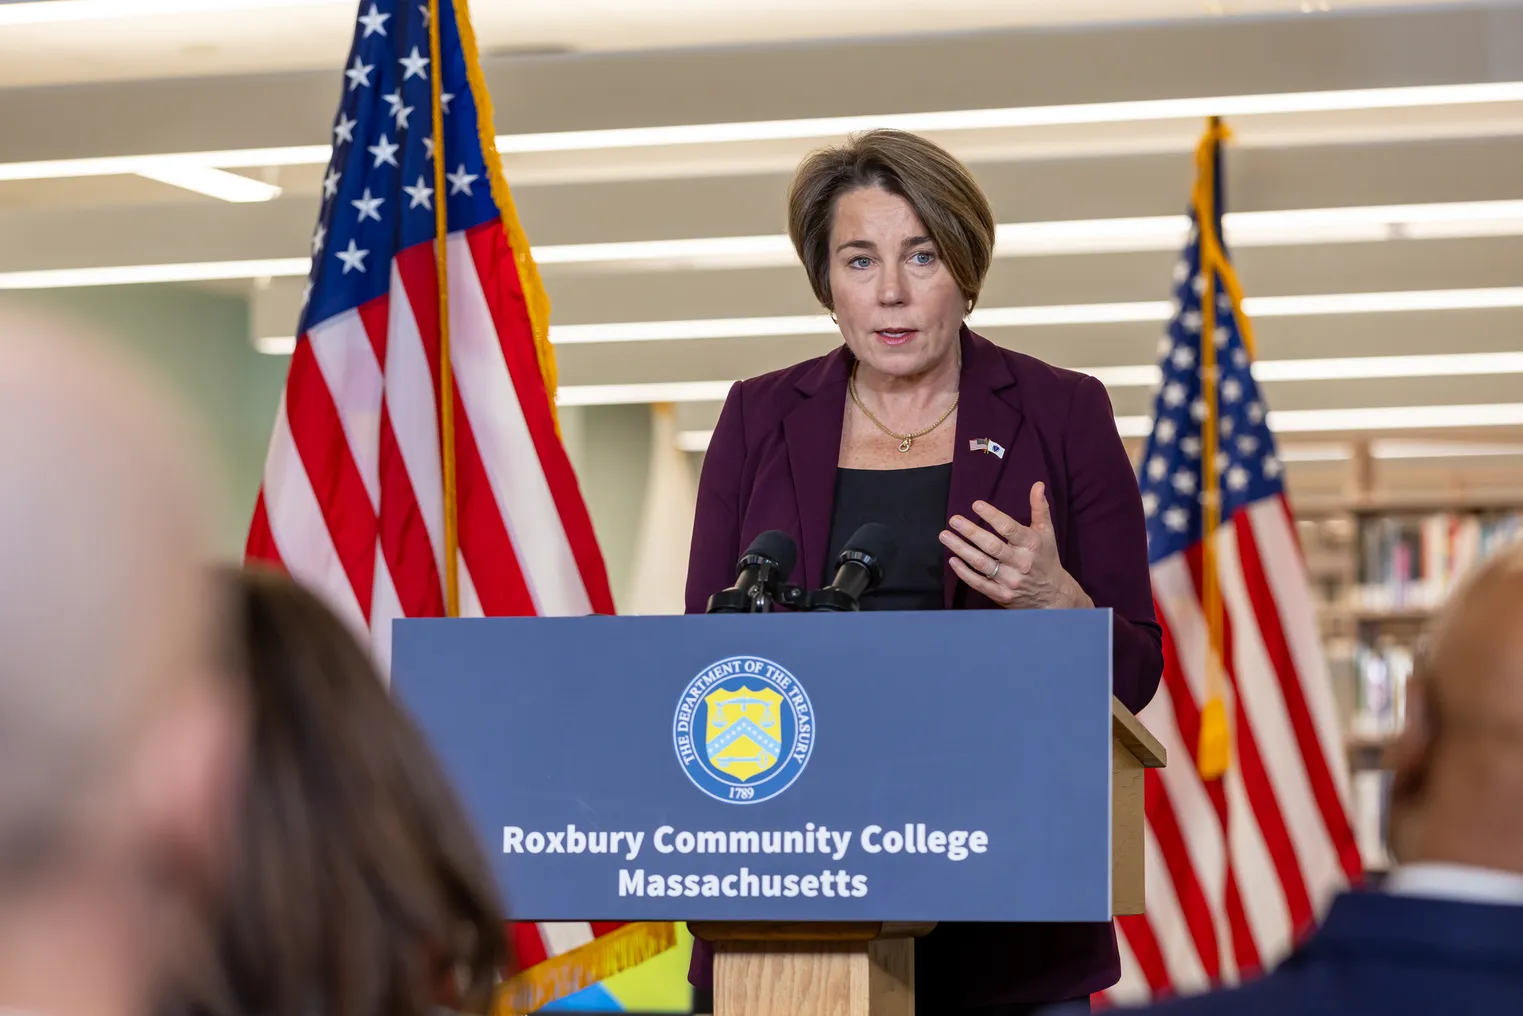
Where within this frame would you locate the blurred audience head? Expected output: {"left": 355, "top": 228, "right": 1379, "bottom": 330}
{"left": 184, "top": 567, "right": 505, "bottom": 1016}
{"left": 1387, "top": 542, "right": 1523, "bottom": 871}
{"left": 0, "top": 303, "right": 242, "bottom": 1016}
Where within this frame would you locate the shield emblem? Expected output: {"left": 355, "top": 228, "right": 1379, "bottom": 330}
{"left": 704, "top": 685, "right": 785, "bottom": 781}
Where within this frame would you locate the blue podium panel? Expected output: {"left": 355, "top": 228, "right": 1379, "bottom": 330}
{"left": 392, "top": 610, "right": 1113, "bottom": 924}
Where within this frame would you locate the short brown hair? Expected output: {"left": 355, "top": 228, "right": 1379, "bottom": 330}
{"left": 786, "top": 129, "right": 996, "bottom": 313}
{"left": 183, "top": 567, "right": 506, "bottom": 1016}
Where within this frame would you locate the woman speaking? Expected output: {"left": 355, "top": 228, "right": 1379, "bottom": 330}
{"left": 684, "top": 129, "right": 1164, "bottom": 1014}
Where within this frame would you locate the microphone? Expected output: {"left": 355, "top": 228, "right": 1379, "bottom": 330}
{"left": 807, "top": 523, "right": 897, "bottom": 612}
{"left": 705, "top": 530, "right": 798, "bottom": 614}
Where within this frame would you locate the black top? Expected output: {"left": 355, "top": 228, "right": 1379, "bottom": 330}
{"left": 824, "top": 463, "right": 951, "bottom": 611}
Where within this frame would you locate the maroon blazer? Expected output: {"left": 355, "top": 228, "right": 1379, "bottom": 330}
{"left": 683, "top": 327, "right": 1164, "bottom": 1006}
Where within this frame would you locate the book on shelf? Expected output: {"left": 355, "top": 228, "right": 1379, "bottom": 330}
{"left": 1350, "top": 639, "right": 1412, "bottom": 740}
{"left": 1355, "top": 510, "right": 1522, "bottom": 610}
{"left": 1352, "top": 769, "right": 1394, "bottom": 874}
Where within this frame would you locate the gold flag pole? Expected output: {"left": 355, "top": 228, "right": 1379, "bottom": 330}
{"left": 1194, "top": 116, "right": 1231, "bottom": 781}
{"left": 428, "top": 0, "right": 460, "bottom": 618}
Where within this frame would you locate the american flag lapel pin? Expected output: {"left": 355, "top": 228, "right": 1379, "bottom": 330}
{"left": 969, "top": 438, "right": 1006, "bottom": 459}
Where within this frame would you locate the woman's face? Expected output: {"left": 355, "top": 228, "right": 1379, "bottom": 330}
{"left": 826, "top": 186, "right": 967, "bottom": 381}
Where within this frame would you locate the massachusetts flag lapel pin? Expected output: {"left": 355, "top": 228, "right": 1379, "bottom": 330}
{"left": 970, "top": 437, "right": 1006, "bottom": 458}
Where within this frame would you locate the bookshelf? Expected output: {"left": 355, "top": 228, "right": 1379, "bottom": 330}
{"left": 1292, "top": 443, "right": 1523, "bottom": 874}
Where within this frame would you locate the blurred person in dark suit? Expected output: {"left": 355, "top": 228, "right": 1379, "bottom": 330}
{"left": 0, "top": 307, "right": 244, "bottom": 1016}
{"left": 684, "top": 129, "right": 1162, "bottom": 1015}
{"left": 1125, "top": 543, "right": 1523, "bottom": 1016}
{"left": 177, "top": 567, "right": 506, "bottom": 1016}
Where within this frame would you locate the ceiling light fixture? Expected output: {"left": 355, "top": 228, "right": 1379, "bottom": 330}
{"left": 677, "top": 409, "right": 1523, "bottom": 454}
{"left": 675, "top": 429, "right": 715, "bottom": 453}
{"left": 1280, "top": 439, "right": 1523, "bottom": 462}
{"left": 1252, "top": 351, "right": 1523, "bottom": 382}
{"left": 1278, "top": 443, "right": 1353, "bottom": 462}
{"left": 554, "top": 380, "right": 738, "bottom": 407}
{"left": 0, "top": 257, "right": 310, "bottom": 290}
{"left": 135, "top": 164, "right": 282, "bottom": 203}
{"left": 533, "top": 234, "right": 797, "bottom": 269}
{"left": 0, "top": 147, "right": 331, "bottom": 184}
{"left": 1371, "top": 439, "right": 1523, "bottom": 458}
{"left": 545, "top": 288, "right": 1523, "bottom": 345}
{"left": 0, "top": 0, "right": 348, "bottom": 26}
{"left": 4, "top": 82, "right": 1522, "bottom": 182}
{"left": 1247, "top": 288, "right": 1523, "bottom": 317}
{"left": 8, "top": 197, "right": 1519, "bottom": 284}
{"left": 249, "top": 347, "right": 1523, "bottom": 421}
{"left": 496, "top": 82, "right": 1523, "bottom": 154}
{"left": 1085, "top": 351, "right": 1523, "bottom": 388}
{"left": 1228, "top": 200, "right": 1523, "bottom": 245}
{"left": 523, "top": 200, "right": 1523, "bottom": 269}
{"left": 1112, "top": 402, "right": 1523, "bottom": 438}
{"left": 675, "top": 430, "right": 716, "bottom": 453}
{"left": 620, "top": 353, "right": 1523, "bottom": 409}
{"left": 549, "top": 314, "right": 832, "bottom": 345}
{"left": 254, "top": 335, "right": 298, "bottom": 356}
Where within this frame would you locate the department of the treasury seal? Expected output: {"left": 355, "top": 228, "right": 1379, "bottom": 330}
{"left": 672, "top": 654, "right": 815, "bottom": 805}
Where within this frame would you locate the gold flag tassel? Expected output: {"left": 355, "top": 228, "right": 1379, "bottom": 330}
{"left": 1193, "top": 116, "right": 1233, "bottom": 782}
{"left": 495, "top": 922, "right": 679, "bottom": 1016}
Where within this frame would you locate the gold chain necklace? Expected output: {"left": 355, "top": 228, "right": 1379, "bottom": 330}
{"left": 848, "top": 362, "right": 960, "bottom": 453}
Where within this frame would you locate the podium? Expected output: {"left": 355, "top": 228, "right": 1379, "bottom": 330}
{"left": 393, "top": 610, "right": 1166, "bottom": 1016}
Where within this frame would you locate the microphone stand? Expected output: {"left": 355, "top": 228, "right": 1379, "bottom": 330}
{"left": 774, "top": 585, "right": 809, "bottom": 611}
{"left": 708, "top": 582, "right": 854, "bottom": 614}
{"left": 707, "top": 562, "right": 792, "bottom": 613}
{"left": 800, "top": 587, "right": 859, "bottom": 612}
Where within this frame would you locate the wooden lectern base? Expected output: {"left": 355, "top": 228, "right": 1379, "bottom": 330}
{"left": 689, "top": 922, "right": 932, "bottom": 1016}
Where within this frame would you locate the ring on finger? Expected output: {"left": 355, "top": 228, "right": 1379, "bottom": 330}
{"left": 987, "top": 560, "right": 1000, "bottom": 581}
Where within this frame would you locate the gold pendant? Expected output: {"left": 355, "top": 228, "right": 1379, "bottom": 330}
{"left": 898, "top": 438, "right": 912, "bottom": 453}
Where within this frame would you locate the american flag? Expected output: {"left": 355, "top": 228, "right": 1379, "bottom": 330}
{"left": 244, "top": 1, "right": 673, "bottom": 1011}
{"left": 1106, "top": 121, "right": 1363, "bottom": 1004}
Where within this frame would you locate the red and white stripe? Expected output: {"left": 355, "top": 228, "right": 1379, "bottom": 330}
{"left": 248, "top": 221, "right": 613, "bottom": 661}
{"left": 513, "top": 920, "right": 633, "bottom": 971}
{"left": 247, "top": 220, "right": 618, "bottom": 977}
{"left": 1107, "top": 494, "right": 1362, "bottom": 1004}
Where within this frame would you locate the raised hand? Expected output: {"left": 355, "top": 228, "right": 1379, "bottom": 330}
{"left": 939, "top": 481, "right": 1093, "bottom": 610}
